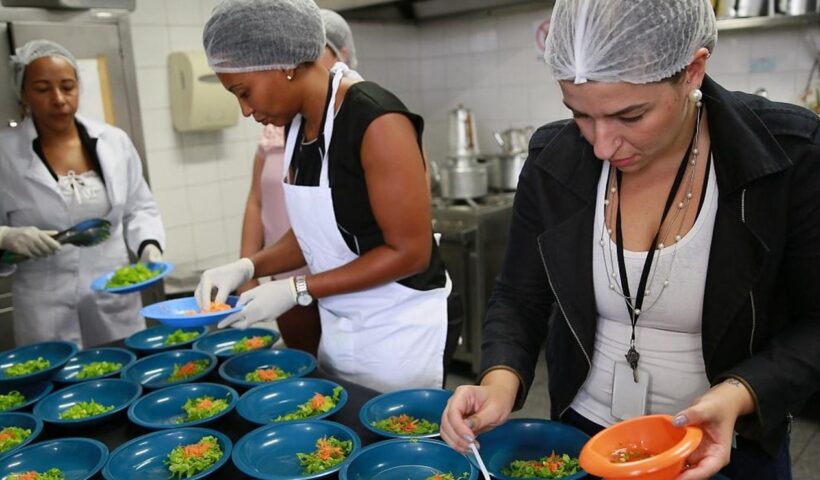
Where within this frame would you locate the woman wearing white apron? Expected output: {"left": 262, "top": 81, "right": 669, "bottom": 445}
{"left": 196, "top": 0, "right": 451, "bottom": 392}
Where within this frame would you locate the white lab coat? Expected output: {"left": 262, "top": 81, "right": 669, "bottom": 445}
{"left": 0, "top": 115, "right": 165, "bottom": 348}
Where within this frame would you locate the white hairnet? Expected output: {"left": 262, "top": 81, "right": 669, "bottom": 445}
{"left": 544, "top": 0, "right": 717, "bottom": 85}
{"left": 9, "top": 39, "right": 79, "bottom": 99}
{"left": 203, "top": 0, "right": 326, "bottom": 73}
{"left": 321, "top": 9, "right": 357, "bottom": 69}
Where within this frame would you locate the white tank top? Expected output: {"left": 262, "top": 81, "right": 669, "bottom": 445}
{"left": 57, "top": 170, "right": 111, "bottom": 224}
{"left": 570, "top": 159, "right": 717, "bottom": 427}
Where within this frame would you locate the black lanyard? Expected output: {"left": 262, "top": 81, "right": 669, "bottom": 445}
{"left": 613, "top": 129, "right": 696, "bottom": 379}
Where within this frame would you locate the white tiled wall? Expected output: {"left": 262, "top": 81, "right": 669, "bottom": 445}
{"left": 129, "top": 0, "right": 258, "bottom": 272}
{"left": 127, "top": 0, "right": 818, "bottom": 270}
{"left": 350, "top": 8, "right": 819, "bottom": 163}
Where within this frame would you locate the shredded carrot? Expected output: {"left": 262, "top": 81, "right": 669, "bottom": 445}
{"left": 196, "top": 398, "right": 213, "bottom": 409}
{"left": 310, "top": 393, "right": 326, "bottom": 410}
{"left": 0, "top": 432, "right": 11, "bottom": 442}
{"left": 202, "top": 302, "right": 230, "bottom": 313}
{"left": 183, "top": 441, "right": 211, "bottom": 458}
{"left": 178, "top": 362, "right": 197, "bottom": 376}
{"left": 245, "top": 336, "right": 266, "bottom": 348}
{"left": 17, "top": 473, "right": 37, "bottom": 480}
{"left": 256, "top": 369, "right": 279, "bottom": 381}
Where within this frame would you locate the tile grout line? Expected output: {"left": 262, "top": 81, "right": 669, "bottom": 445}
{"left": 792, "top": 421, "right": 820, "bottom": 463}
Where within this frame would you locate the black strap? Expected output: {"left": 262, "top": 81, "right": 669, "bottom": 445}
{"left": 291, "top": 73, "right": 335, "bottom": 185}
{"left": 613, "top": 129, "right": 696, "bottom": 346}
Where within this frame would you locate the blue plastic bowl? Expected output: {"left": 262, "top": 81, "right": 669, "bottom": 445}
{"left": 0, "top": 340, "right": 77, "bottom": 387}
{"left": 233, "top": 420, "right": 361, "bottom": 480}
{"left": 121, "top": 350, "right": 217, "bottom": 389}
{"left": 102, "top": 427, "right": 231, "bottom": 480}
{"left": 90, "top": 261, "right": 174, "bottom": 294}
{"left": 340, "top": 438, "right": 476, "bottom": 480}
{"left": 54, "top": 347, "right": 136, "bottom": 384}
{"left": 0, "top": 437, "right": 108, "bottom": 480}
{"left": 218, "top": 348, "right": 317, "bottom": 389}
{"left": 0, "top": 412, "right": 43, "bottom": 459}
{"left": 124, "top": 325, "right": 209, "bottom": 354}
{"left": 237, "top": 378, "right": 347, "bottom": 426}
{"left": 359, "top": 388, "right": 452, "bottom": 439}
{"left": 0, "top": 381, "right": 53, "bottom": 412}
{"left": 472, "top": 419, "right": 589, "bottom": 480}
{"left": 128, "top": 382, "right": 238, "bottom": 429}
{"left": 193, "top": 327, "right": 280, "bottom": 360}
{"left": 140, "top": 296, "right": 242, "bottom": 328}
{"left": 33, "top": 378, "right": 141, "bottom": 427}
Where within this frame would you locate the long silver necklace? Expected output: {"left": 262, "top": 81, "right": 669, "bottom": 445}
{"left": 599, "top": 102, "right": 704, "bottom": 381}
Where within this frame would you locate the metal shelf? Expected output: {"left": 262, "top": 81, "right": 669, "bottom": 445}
{"left": 717, "top": 12, "right": 820, "bottom": 31}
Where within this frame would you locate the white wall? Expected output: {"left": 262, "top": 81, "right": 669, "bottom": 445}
{"left": 127, "top": 1, "right": 819, "bottom": 269}
{"left": 351, "top": 8, "right": 820, "bottom": 163}
{"left": 129, "top": 0, "right": 259, "bottom": 272}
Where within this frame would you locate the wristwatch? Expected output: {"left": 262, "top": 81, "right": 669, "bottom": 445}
{"left": 294, "top": 275, "right": 313, "bottom": 306}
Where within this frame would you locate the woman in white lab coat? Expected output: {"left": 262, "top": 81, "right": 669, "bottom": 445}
{"left": 197, "top": 0, "right": 451, "bottom": 393}
{"left": 0, "top": 40, "right": 165, "bottom": 348}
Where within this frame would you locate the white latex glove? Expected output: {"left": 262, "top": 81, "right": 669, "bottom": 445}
{"left": 139, "top": 243, "right": 163, "bottom": 264}
{"left": 0, "top": 226, "right": 61, "bottom": 258}
{"left": 194, "top": 258, "right": 255, "bottom": 309}
{"left": 218, "top": 277, "right": 297, "bottom": 329}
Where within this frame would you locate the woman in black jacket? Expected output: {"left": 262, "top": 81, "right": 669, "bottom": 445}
{"left": 440, "top": 1, "right": 819, "bottom": 479}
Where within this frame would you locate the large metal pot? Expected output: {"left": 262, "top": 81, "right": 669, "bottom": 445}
{"left": 448, "top": 106, "right": 481, "bottom": 158}
{"left": 485, "top": 153, "right": 526, "bottom": 191}
{"left": 438, "top": 156, "right": 488, "bottom": 199}
{"left": 492, "top": 127, "right": 534, "bottom": 155}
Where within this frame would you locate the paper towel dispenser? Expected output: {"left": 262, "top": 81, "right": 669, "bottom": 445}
{"left": 168, "top": 51, "right": 239, "bottom": 132}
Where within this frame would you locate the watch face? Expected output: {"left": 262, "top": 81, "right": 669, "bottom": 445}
{"left": 297, "top": 293, "right": 313, "bottom": 306}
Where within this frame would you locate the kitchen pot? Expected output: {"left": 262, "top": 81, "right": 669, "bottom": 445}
{"left": 492, "top": 126, "right": 534, "bottom": 155}
{"left": 778, "top": 0, "right": 817, "bottom": 14}
{"left": 485, "top": 152, "right": 526, "bottom": 191}
{"left": 448, "top": 105, "right": 480, "bottom": 157}
{"left": 438, "top": 156, "right": 488, "bottom": 199}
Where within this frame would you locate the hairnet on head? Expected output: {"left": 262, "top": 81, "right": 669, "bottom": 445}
{"left": 203, "top": 0, "right": 325, "bottom": 73}
{"left": 321, "top": 9, "right": 357, "bottom": 69}
{"left": 544, "top": 0, "right": 717, "bottom": 85}
{"left": 9, "top": 39, "right": 79, "bottom": 99}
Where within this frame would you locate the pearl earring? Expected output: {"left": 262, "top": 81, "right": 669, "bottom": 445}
{"left": 688, "top": 88, "right": 703, "bottom": 107}
{"left": 286, "top": 74, "right": 293, "bottom": 80}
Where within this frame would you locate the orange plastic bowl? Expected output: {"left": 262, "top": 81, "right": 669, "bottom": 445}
{"left": 579, "top": 414, "right": 703, "bottom": 480}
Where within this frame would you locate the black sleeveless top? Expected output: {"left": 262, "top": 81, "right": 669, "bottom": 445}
{"left": 288, "top": 81, "right": 446, "bottom": 291}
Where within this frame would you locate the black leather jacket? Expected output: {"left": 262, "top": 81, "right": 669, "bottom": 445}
{"left": 480, "top": 76, "right": 820, "bottom": 456}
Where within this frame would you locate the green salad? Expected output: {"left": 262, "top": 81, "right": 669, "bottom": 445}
{"left": 177, "top": 395, "right": 230, "bottom": 423}
{"left": 76, "top": 361, "right": 122, "bottom": 380}
{"left": 244, "top": 366, "right": 290, "bottom": 383}
{"left": 501, "top": 452, "right": 581, "bottom": 479}
{"left": 168, "top": 359, "right": 210, "bottom": 383}
{"left": 166, "top": 435, "right": 223, "bottom": 479}
{"left": 297, "top": 436, "right": 353, "bottom": 474}
{"left": 7, "top": 467, "right": 65, "bottom": 480}
{"left": 164, "top": 329, "right": 200, "bottom": 346}
{"left": 426, "top": 473, "right": 471, "bottom": 480}
{"left": 0, "top": 426, "right": 32, "bottom": 453}
{"left": 274, "top": 385, "right": 343, "bottom": 422}
{"left": 58, "top": 400, "right": 114, "bottom": 420}
{"left": 0, "top": 390, "right": 26, "bottom": 411}
{"left": 105, "top": 263, "right": 160, "bottom": 289}
{"left": 5, "top": 357, "right": 50, "bottom": 377}
{"left": 371, "top": 414, "right": 439, "bottom": 435}
{"left": 231, "top": 335, "right": 273, "bottom": 353}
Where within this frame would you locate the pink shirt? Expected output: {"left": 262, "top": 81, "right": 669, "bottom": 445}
{"left": 257, "top": 125, "right": 309, "bottom": 278}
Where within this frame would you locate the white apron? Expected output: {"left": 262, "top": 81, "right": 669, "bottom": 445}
{"left": 282, "top": 67, "right": 450, "bottom": 392}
